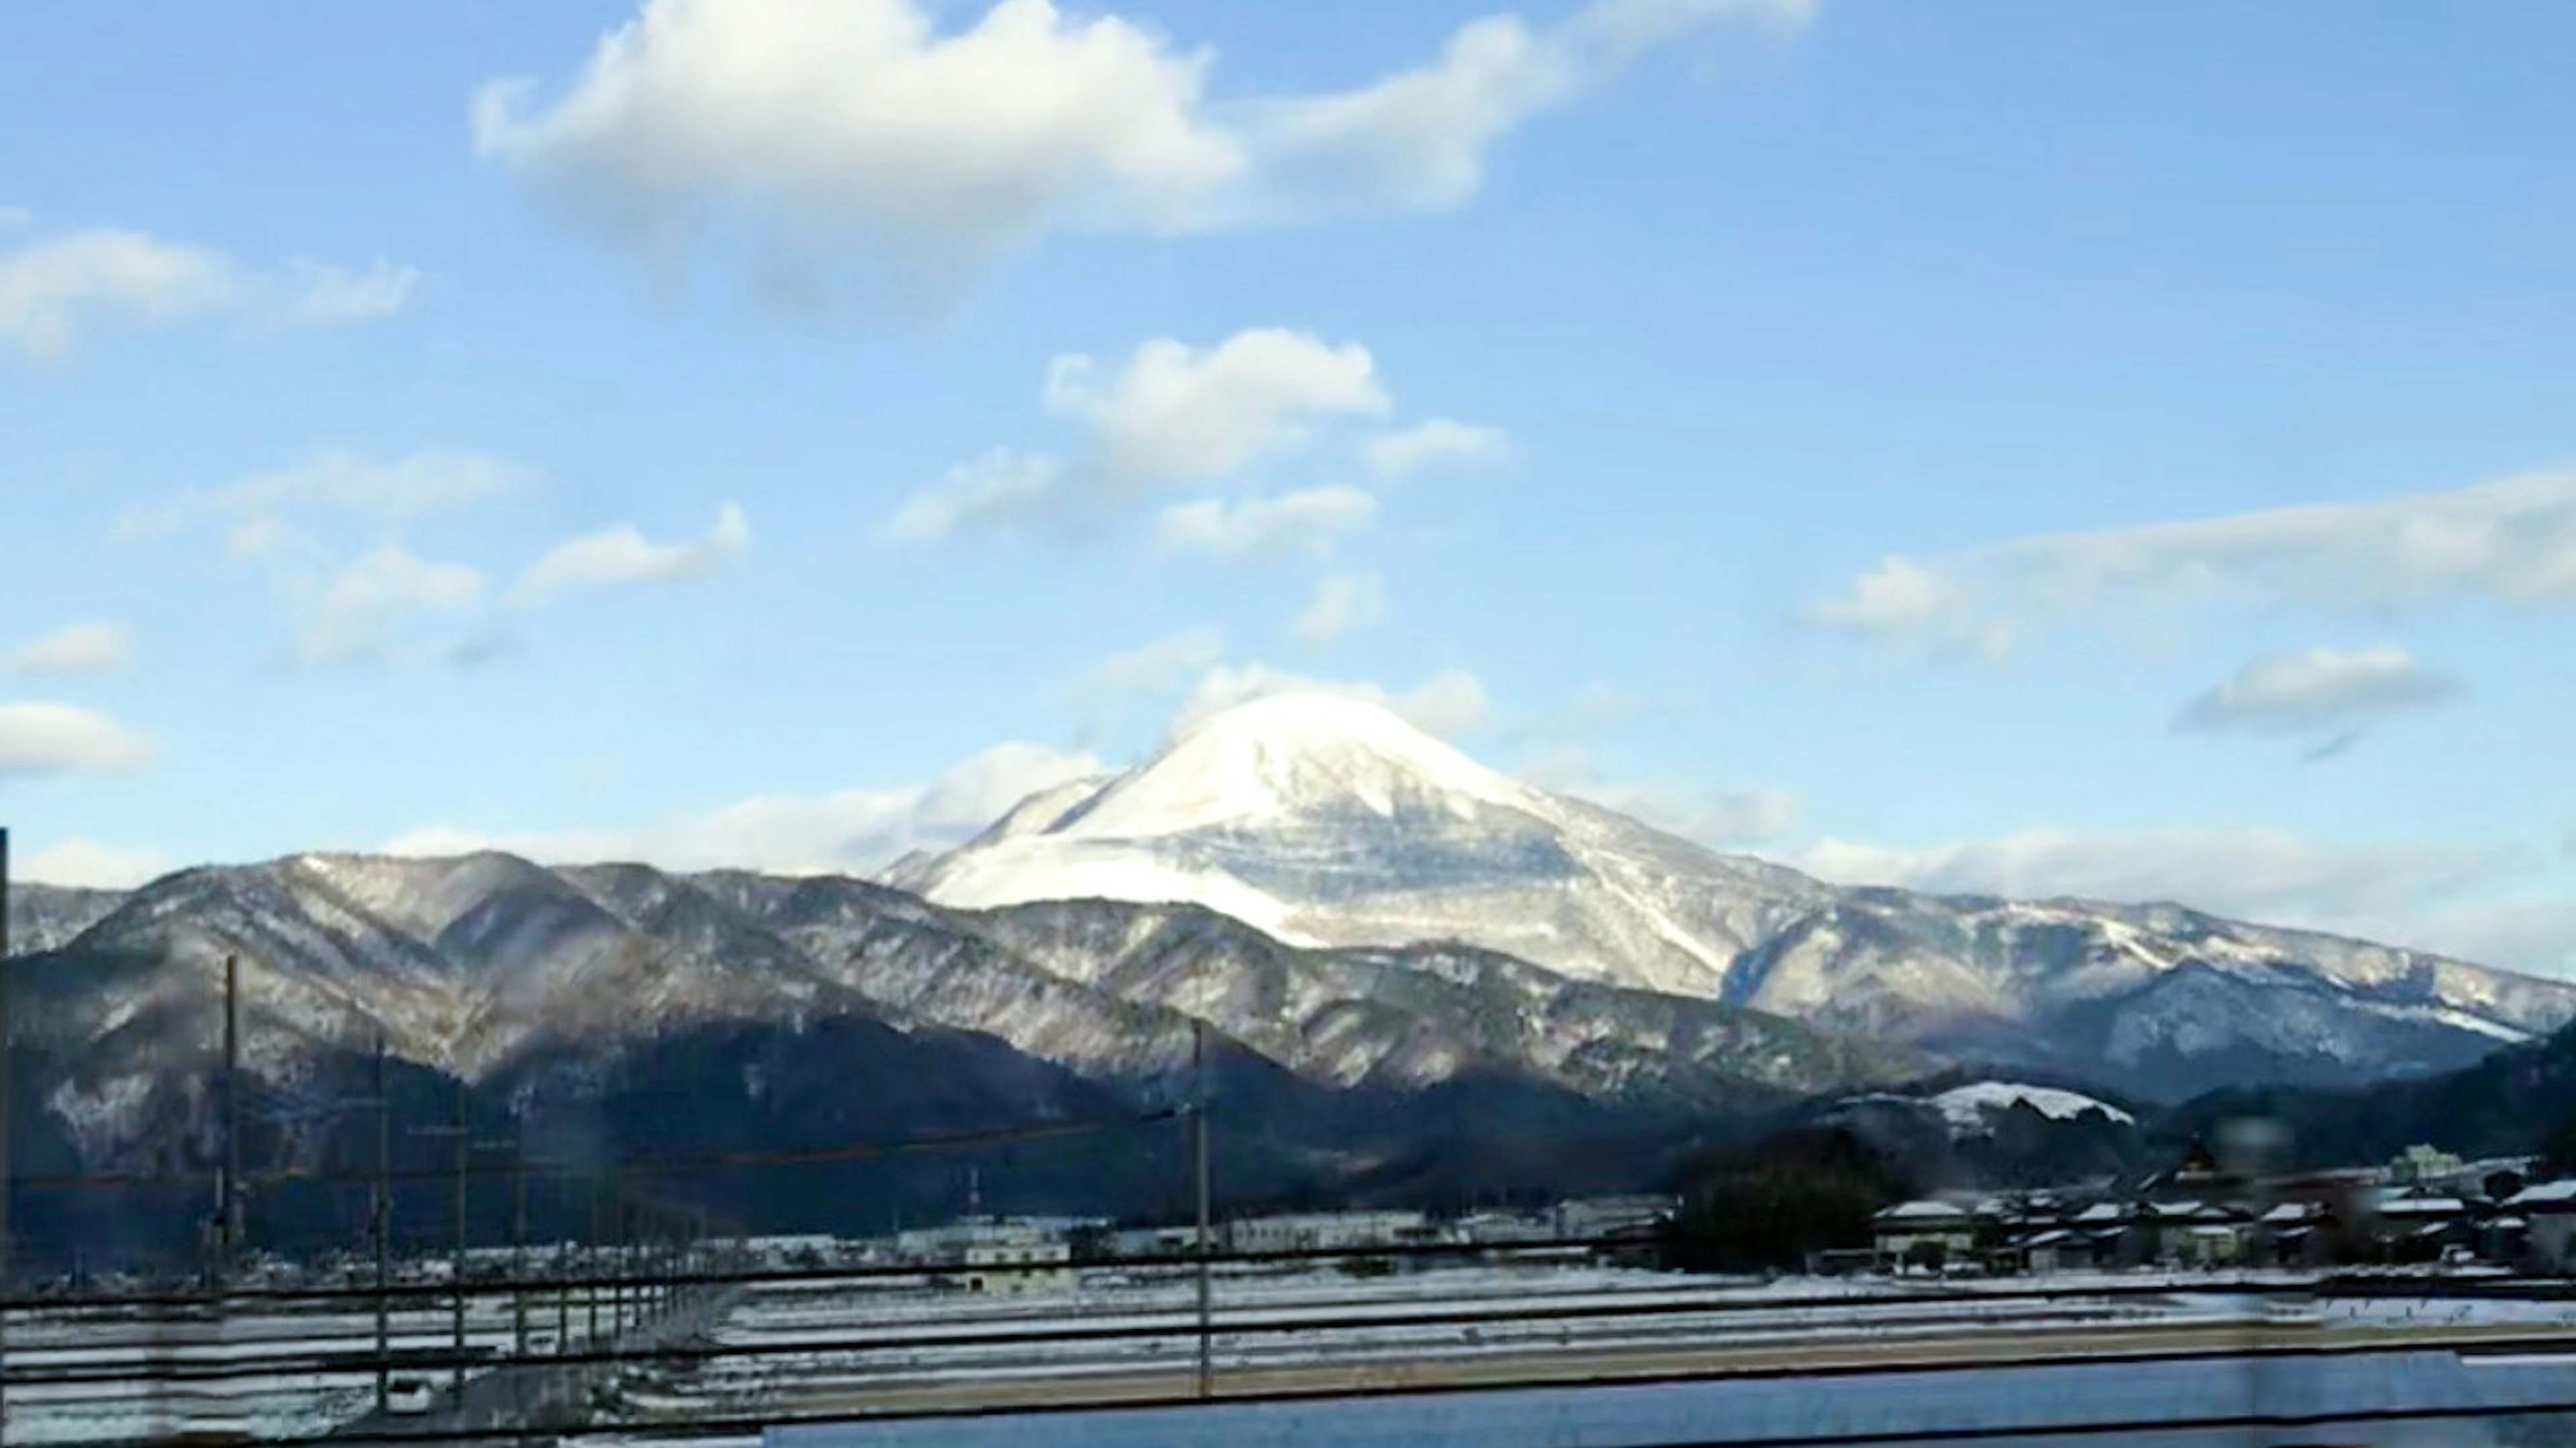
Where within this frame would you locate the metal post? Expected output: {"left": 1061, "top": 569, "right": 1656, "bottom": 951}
{"left": 450, "top": 1080, "right": 468, "bottom": 1398}
{"left": 1193, "top": 1019, "right": 1214, "bottom": 1400}
{"left": 513, "top": 1138, "right": 529, "bottom": 1360}
{"left": 555, "top": 1227, "right": 570, "bottom": 1356}
{"left": 222, "top": 954, "right": 242, "bottom": 1278}
{"left": 372, "top": 1034, "right": 390, "bottom": 1414}
{"left": 587, "top": 1178, "right": 602, "bottom": 1347}
{"left": 1, "top": 824, "right": 13, "bottom": 1434}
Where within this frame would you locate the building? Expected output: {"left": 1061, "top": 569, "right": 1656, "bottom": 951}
{"left": 1454, "top": 1210, "right": 1556, "bottom": 1246}
{"left": 2389, "top": 1144, "right": 2467, "bottom": 1186}
{"left": 1109, "top": 1225, "right": 1200, "bottom": 1260}
{"left": 1873, "top": 1201, "right": 1974, "bottom": 1270}
{"left": 2372, "top": 1189, "right": 2478, "bottom": 1262}
{"left": 1553, "top": 1195, "right": 1674, "bottom": 1240}
{"left": 898, "top": 1219, "right": 1077, "bottom": 1294}
{"left": 1226, "top": 1211, "right": 1434, "bottom": 1256}
{"left": 2125, "top": 1202, "right": 2251, "bottom": 1267}
{"left": 2013, "top": 1228, "right": 2116, "bottom": 1274}
{"left": 959, "top": 1227, "right": 1074, "bottom": 1296}
{"left": 2256, "top": 1201, "right": 2339, "bottom": 1266}
{"left": 2503, "top": 1180, "right": 2576, "bottom": 1270}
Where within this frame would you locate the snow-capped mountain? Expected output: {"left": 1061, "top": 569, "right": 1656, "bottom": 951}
{"left": 900, "top": 693, "right": 2576, "bottom": 1097}
{"left": 8, "top": 847, "right": 1889, "bottom": 1168}
{"left": 894, "top": 693, "right": 1829, "bottom": 998}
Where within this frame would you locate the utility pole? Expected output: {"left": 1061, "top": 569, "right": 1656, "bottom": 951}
{"left": 511, "top": 1135, "right": 529, "bottom": 1360}
{"left": 372, "top": 1033, "right": 391, "bottom": 1414}
{"left": 587, "top": 1178, "right": 602, "bottom": 1349}
{"left": 2, "top": 824, "right": 13, "bottom": 1434}
{"left": 1193, "top": 1018, "right": 1214, "bottom": 1400}
{"left": 221, "top": 954, "right": 242, "bottom": 1279}
{"left": 555, "top": 1229, "right": 570, "bottom": 1356}
{"left": 449, "top": 1080, "right": 468, "bottom": 1398}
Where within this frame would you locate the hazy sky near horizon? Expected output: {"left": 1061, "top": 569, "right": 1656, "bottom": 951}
{"left": 5, "top": 0, "right": 2573, "bottom": 975}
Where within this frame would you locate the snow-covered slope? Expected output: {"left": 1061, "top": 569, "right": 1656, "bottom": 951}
{"left": 901, "top": 693, "right": 2576, "bottom": 1097}
{"left": 1930, "top": 1082, "right": 2135, "bottom": 1136}
{"left": 898, "top": 693, "right": 1825, "bottom": 997}
{"left": 5, "top": 882, "right": 127, "bottom": 956}
{"left": 13, "top": 848, "right": 1900, "bottom": 1164}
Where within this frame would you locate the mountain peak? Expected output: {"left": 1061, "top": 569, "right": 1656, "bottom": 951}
{"left": 1067, "top": 691, "right": 1530, "bottom": 839}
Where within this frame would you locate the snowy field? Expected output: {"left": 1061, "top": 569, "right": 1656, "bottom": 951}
{"left": 608, "top": 1264, "right": 2323, "bottom": 1425}
{"left": 9, "top": 1265, "right": 2576, "bottom": 1442}
{"left": 0, "top": 1285, "right": 624, "bottom": 1444}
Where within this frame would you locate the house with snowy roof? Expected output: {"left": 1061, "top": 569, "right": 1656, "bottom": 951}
{"left": 2502, "top": 1180, "right": 2576, "bottom": 1269}
{"left": 1872, "top": 1199, "right": 1976, "bottom": 1270}
{"left": 2124, "top": 1201, "right": 2253, "bottom": 1268}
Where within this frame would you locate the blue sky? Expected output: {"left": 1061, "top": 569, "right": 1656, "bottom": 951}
{"left": 4, "top": 0, "right": 2573, "bottom": 974}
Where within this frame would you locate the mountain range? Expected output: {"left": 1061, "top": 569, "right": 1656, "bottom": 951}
{"left": 896, "top": 694, "right": 2575, "bottom": 1097}
{"left": 5, "top": 692, "right": 2571, "bottom": 1256}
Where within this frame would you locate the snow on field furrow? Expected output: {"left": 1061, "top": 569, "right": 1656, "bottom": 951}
{"left": 703, "top": 1296, "right": 2188, "bottom": 1367}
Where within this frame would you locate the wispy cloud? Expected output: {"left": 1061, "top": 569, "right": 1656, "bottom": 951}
{"left": 121, "top": 452, "right": 519, "bottom": 538}
{"left": 0, "top": 227, "right": 416, "bottom": 361}
{"left": 274, "top": 260, "right": 419, "bottom": 327}
{"left": 510, "top": 503, "right": 751, "bottom": 605}
{"left": 1152, "top": 484, "right": 1377, "bottom": 561}
{"left": 19, "top": 838, "right": 170, "bottom": 889}
{"left": 1294, "top": 572, "right": 1387, "bottom": 645}
{"left": 1362, "top": 418, "right": 1511, "bottom": 480}
{"left": 2176, "top": 645, "right": 2461, "bottom": 741}
{"left": 386, "top": 740, "right": 1103, "bottom": 876}
{"left": 883, "top": 329, "right": 1389, "bottom": 542}
{"left": 1176, "top": 662, "right": 1494, "bottom": 740}
{"left": 7, "top": 622, "right": 136, "bottom": 679}
{"left": 1793, "top": 826, "right": 2532, "bottom": 944}
{"left": 0, "top": 702, "right": 157, "bottom": 778}
{"left": 1082, "top": 627, "right": 1228, "bottom": 701}
{"left": 1808, "top": 468, "right": 2576, "bottom": 658}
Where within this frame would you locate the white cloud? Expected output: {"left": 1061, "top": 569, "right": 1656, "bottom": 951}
{"left": 386, "top": 740, "right": 1103, "bottom": 875}
{"left": 277, "top": 260, "right": 420, "bottom": 327}
{"left": 0, "top": 702, "right": 157, "bottom": 778}
{"left": 1177, "top": 662, "right": 1493, "bottom": 739}
{"left": 883, "top": 329, "right": 1482, "bottom": 547}
{"left": 511, "top": 503, "right": 751, "bottom": 604}
{"left": 0, "top": 229, "right": 236, "bottom": 361}
{"left": 1294, "top": 572, "right": 1388, "bottom": 646}
{"left": 7, "top": 622, "right": 136, "bottom": 678}
{"left": 1526, "top": 681, "right": 1648, "bottom": 740}
{"left": 2414, "top": 897, "right": 2576, "bottom": 980}
{"left": 1792, "top": 826, "right": 2528, "bottom": 938}
{"left": 1519, "top": 742, "right": 1797, "bottom": 846}
{"left": 140, "top": 463, "right": 500, "bottom": 669}
{"left": 885, "top": 329, "right": 1387, "bottom": 543}
{"left": 0, "top": 228, "right": 415, "bottom": 361}
{"left": 1809, "top": 468, "right": 2576, "bottom": 657}
{"left": 279, "top": 545, "right": 488, "bottom": 668}
{"left": 2177, "top": 645, "right": 2461, "bottom": 736}
{"left": 877, "top": 449, "right": 1068, "bottom": 544}
{"left": 131, "top": 451, "right": 741, "bottom": 666}
{"left": 123, "top": 451, "right": 521, "bottom": 537}
{"left": 21, "top": 838, "right": 169, "bottom": 889}
{"left": 1046, "top": 329, "right": 1389, "bottom": 492}
{"left": 1152, "top": 484, "right": 1377, "bottom": 560}
{"left": 475, "top": 0, "right": 1807, "bottom": 280}
{"left": 1084, "top": 627, "right": 1227, "bottom": 700}
{"left": 1362, "top": 418, "right": 1511, "bottom": 480}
